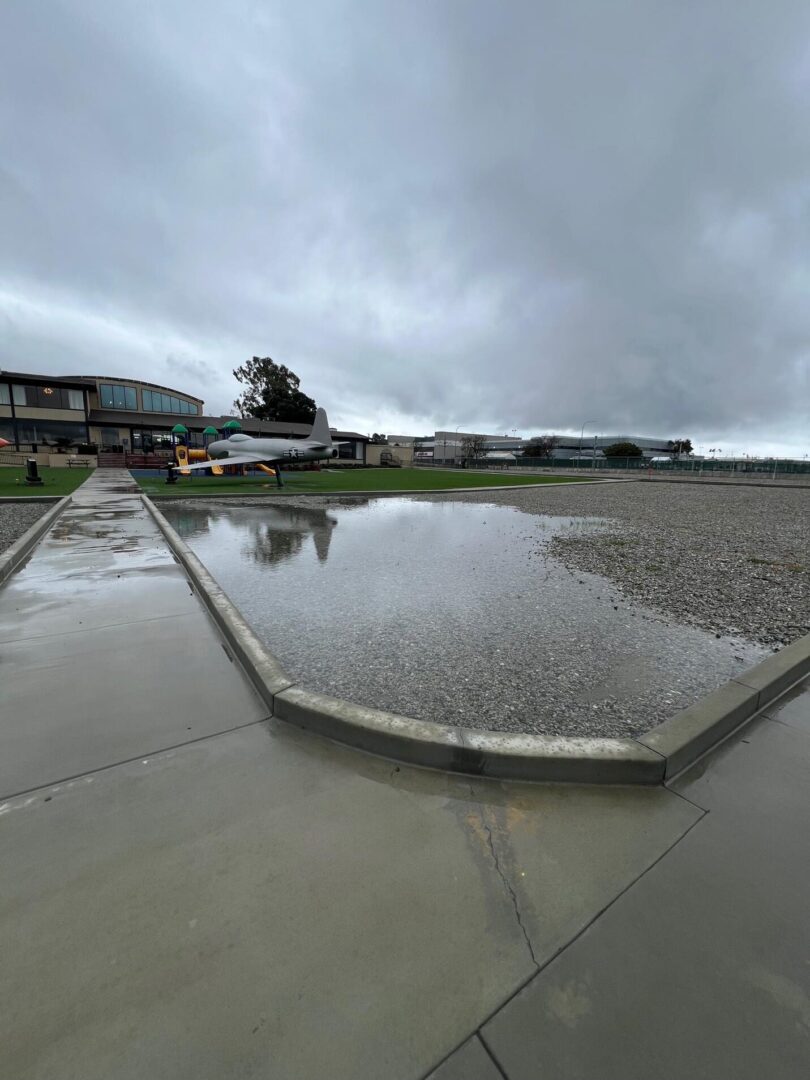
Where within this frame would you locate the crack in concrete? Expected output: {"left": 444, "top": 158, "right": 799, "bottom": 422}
{"left": 471, "top": 786, "right": 539, "bottom": 969}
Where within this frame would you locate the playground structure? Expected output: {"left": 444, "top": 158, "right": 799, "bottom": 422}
{"left": 172, "top": 444, "right": 280, "bottom": 483}
{"left": 174, "top": 445, "right": 224, "bottom": 476}
{"left": 174, "top": 444, "right": 280, "bottom": 480}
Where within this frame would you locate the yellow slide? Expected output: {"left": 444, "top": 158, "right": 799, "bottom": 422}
{"left": 189, "top": 448, "right": 224, "bottom": 475}
{"left": 175, "top": 445, "right": 224, "bottom": 476}
{"left": 174, "top": 444, "right": 191, "bottom": 475}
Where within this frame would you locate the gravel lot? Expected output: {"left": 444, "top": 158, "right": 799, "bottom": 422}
{"left": 0, "top": 503, "right": 48, "bottom": 555}
{"left": 420, "top": 480, "right": 810, "bottom": 647}
{"left": 166, "top": 492, "right": 781, "bottom": 738}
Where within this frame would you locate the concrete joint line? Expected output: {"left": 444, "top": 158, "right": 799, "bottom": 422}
{"left": 0, "top": 496, "right": 71, "bottom": 587}
{"left": 141, "top": 494, "right": 810, "bottom": 786}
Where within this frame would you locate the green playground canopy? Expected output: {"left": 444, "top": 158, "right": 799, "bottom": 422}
{"left": 222, "top": 420, "right": 242, "bottom": 431}
{"left": 171, "top": 423, "right": 188, "bottom": 434}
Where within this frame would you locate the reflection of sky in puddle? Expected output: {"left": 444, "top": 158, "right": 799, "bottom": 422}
{"left": 167, "top": 499, "right": 766, "bottom": 737}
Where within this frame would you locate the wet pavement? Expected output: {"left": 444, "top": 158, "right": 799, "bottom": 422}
{"left": 478, "top": 680, "right": 810, "bottom": 1080}
{"left": 0, "top": 470, "right": 268, "bottom": 796}
{"left": 165, "top": 499, "right": 765, "bottom": 737}
{"left": 1, "top": 471, "right": 807, "bottom": 1079}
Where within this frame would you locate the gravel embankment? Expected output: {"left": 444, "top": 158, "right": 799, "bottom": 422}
{"left": 420, "top": 481, "right": 809, "bottom": 647}
{"left": 0, "top": 503, "right": 49, "bottom": 556}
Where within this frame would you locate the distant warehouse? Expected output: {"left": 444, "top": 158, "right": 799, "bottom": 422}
{"left": 421, "top": 430, "right": 674, "bottom": 465}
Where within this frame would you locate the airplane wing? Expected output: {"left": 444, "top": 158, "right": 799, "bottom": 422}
{"left": 173, "top": 453, "right": 278, "bottom": 472}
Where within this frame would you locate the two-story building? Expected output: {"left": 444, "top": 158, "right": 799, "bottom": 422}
{"left": 0, "top": 371, "right": 368, "bottom": 464}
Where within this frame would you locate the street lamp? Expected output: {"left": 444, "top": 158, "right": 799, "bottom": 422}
{"left": 579, "top": 421, "right": 597, "bottom": 467}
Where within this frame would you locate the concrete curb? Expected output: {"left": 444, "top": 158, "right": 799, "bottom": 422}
{"left": 141, "top": 497, "right": 294, "bottom": 709}
{"left": 639, "top": 634, "right": 810, "bottom": 779}
{"left": 141, "top": 494, "right": 810, "bottom": 785}
{"left": 0, "top": 496, "right": 65, "bottom": 504}
{"left": 0, "top": 497, "right": 71, "bottom": 586}
{"left": 273, "top": 685, "right": 665, "bottom": 784}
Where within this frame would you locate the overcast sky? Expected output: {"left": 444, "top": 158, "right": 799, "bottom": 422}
{"left": 2, "top": 2, "right": 809, "bottom": 455}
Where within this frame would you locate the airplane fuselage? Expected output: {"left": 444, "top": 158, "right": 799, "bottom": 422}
{"left": 206, "top": 435, "right": 339, "bottom": 464}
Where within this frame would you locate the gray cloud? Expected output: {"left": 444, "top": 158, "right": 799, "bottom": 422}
{"left": 1, "top": 1, "right": 809, "bottom": 452}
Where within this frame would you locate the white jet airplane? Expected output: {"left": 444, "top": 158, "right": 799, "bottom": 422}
{"left": 173, "top": 408, "right": 345, "bottom": 487}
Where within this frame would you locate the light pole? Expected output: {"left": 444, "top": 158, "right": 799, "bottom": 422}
{"left": 579, "top": 421, "right": 597, "bottom": 468}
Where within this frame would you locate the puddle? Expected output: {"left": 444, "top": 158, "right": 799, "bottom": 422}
{"left": 165, "top": 500, "right": 766, "bottom": 737}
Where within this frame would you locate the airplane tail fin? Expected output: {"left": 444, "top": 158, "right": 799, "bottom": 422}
{"left": 309, "top": 407, "right": 332, "bottom": 446}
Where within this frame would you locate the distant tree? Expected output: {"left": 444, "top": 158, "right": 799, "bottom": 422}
{"left": 232, "top": 356, "right": 317, "bottom": 424}
{"left": 667, "top": 438, "right": 693, "bottom": 458}
{"left": 522, "top": 435, "right": 558, "bottom": 459}
{"left": 370, "top": 433, "right": 388, "bottom": 444}
{"left": 460, "top": 434, "right": 488, "bottom": 464}
{"left": 603, "top": 441, "right": 642, "bottom": 458}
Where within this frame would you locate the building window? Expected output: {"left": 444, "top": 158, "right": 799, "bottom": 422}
{"left": 0, "top": 384, "right": 9, "bottom": 405}
{"left": 99, "top": 383, "right": 137, "bottom": 410}
{"left": 141, "top": 389, "right": 197, "bottom": 414}
{"left": 132, "top": 428, "right": 175, "bottom": 452}
{"left": 11, "top": 419, "right": 88, "bottom": 448}
{"left": 16, "top": 385, "right": 81, "bottom": 409}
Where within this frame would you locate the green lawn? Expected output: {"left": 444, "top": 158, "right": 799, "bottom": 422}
{"left": 136, "top": 467, "right": 599, "bottom": 497}
{"left": 0, "top": 466, "right": 94, "bottom": 497}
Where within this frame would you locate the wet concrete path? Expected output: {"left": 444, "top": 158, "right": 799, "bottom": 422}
{"left": 476, "top": 679, "right": 810, "bottom": 1080}
{"left": 0, "top": 470, "right": 268, "bottom": 796}
{"left": 0, "top": 471, "right": 801, "bottom": 1079}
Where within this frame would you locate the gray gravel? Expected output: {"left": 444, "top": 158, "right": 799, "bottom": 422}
{"left": 412, "top": 481, "right": 809, "bottom": 648}
{"left": 171, "top": 483, "right": 809, "bottom": 648}
{"left": 0, "top": 503, "right": 49, "bottom": 555}
{"left": 165, "top": 497, "right": 772, "bottom": 738}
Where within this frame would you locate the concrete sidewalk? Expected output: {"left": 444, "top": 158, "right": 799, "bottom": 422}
{"left": 0, "top": 470, "right": 806, "bottom": 1079}
{"left": 475, "top": 679, "right": 810, "bottom": 1080}
{"left": 0, "top": 470, "right": 268, "bottom": 796}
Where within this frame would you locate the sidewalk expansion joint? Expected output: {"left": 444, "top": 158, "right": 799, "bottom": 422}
{"left": 0, "top": 610, "right": 200, "bottom": 647}
{"left": 664, "top": 784, "right": 709, "bottom": 815}
{"left": 476, "top": 1032, "right": 510, "bottom": 1079}
{"left": 0, "top": 717, "right": 272, "bottom": 804}
{"left": 427, "top": 801, "right": 710, "bottom": 1079}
